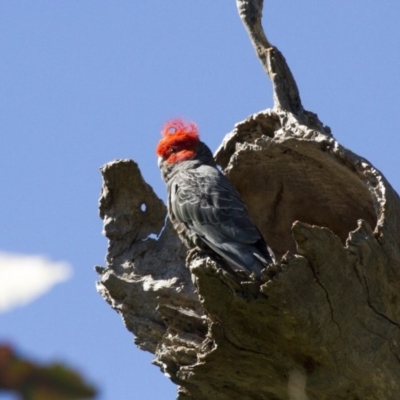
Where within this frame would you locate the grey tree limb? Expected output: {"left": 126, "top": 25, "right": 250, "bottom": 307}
{"left": 96, "top": 1, "right": 400, "bottom": 399}
{"left": 236, "top": 0, "right": 302, "bottom": 114}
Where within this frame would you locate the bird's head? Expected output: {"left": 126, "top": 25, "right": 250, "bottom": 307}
{"left": 156, "top": 119, "right": 200, "bottom": 167}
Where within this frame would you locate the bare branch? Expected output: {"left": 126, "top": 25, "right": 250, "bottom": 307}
{"left": 236, "top": 0, "right": 303, "bottom": 114}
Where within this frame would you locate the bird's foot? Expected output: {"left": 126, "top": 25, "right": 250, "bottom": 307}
{"left": 186, "top": 247, "right": 215, "bottom": 264}
{"left": 263, "top": 261, "right": 282, "bottom": 280}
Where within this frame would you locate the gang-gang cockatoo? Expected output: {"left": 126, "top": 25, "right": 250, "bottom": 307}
{"left": 156, "top": 119, "right": 273, "bottom": 277}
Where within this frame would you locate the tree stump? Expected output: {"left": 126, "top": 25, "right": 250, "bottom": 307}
{"left": 96, "top": 1, "right": 400, "bottom": 398}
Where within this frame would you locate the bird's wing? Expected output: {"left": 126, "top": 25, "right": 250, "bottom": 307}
{"left": 170, "top": 165, "right": 261, "bottom": 246}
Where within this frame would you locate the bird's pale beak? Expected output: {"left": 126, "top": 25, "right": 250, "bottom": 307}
{"left": 157, "top": 156, "right": 164, "bottom": 168}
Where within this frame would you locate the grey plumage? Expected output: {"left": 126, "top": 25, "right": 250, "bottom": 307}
{"left": 157, "top": 129, "right": 273, "bottom": 277}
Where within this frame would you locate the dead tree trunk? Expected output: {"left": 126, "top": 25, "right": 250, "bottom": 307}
{"left": 96, "top": 1, "right": 400, "bottom": 398}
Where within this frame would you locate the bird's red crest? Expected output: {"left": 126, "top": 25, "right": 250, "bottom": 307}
{"left": 156, "top": 119, "right": 200, "bottom": 164}
{"left": 161, "top": 119, "right": 198, "bottom": 139}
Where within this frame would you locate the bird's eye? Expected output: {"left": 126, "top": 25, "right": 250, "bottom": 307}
{"left": 169, "top": 147, "right": 177, "bottom": 154}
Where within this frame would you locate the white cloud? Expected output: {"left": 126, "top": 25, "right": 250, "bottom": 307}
{"left": 0, "top": 252, "right": 73, "bottom": 313}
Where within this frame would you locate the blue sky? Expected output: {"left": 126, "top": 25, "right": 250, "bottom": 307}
{"left": 0, "top": 2, "right": 399, "bottom": 399}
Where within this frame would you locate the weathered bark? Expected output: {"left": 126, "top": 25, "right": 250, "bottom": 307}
{"left": 96, "top": 1, "right": 400, "bottom": 399}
